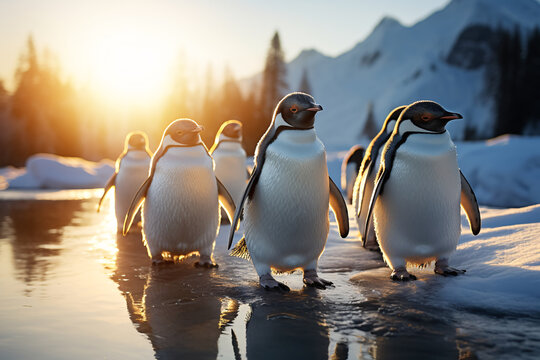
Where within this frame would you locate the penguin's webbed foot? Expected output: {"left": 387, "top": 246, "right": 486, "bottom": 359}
{"left": 259, "top": 274, "right": 290, "bottom": 292}
{"left": 434, "top": 259, "right": 465, "bottom": 277}
{"left": 303, "top": 269, "right": 334, "bottom": 290}
{"left": 195, "top": 255, "right": 218, "bottom": 268}
{"left": 194, "top": 261, "right": 219, "bottom": 268}
{"left": 390, "top": 267, "right": 417, "bottom": 281}
{"left": 151, "top": 255, "right": 173, "bottom": 266}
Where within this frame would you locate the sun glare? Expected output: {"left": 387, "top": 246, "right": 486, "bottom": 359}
{"left": 90, "top": 28, "right": 175, "bottom": 105}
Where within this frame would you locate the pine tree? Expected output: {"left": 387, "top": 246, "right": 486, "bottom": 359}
{"left": 523, "top": 27, "right": 540, "bottom": 133}
{"left": 259, "top": 31, "right": 288, "bottom": 121}
{"left": 243, "top": 31, "right": 288, "bottom": 155}
{"left": 298, "top": 68, "right": 312, "bottom": 95}
{"left": 9, "top": 35, "right": 80, "bottom": 165}
{"left": 359, "top": 102, "right": 377, "bottom": 141}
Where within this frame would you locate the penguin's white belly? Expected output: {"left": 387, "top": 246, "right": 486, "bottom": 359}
{"left": 143, "top": 157, "right": 219, "bottom": 255}
{"left": 374, "top": 135, "right": 461, "bottom": 264}
{"left": 114, "top": 158, "right": 150, "bottom": 229}
{"left": 245, "top": 135, "right": 329, "bottom": 271}
{"left": 213, "top": 149, "right": 247, "bottom": 206}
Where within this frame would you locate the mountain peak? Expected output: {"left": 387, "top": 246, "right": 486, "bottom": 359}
{"left": 295, "top": 48, "right": 325, "bottom": 61}
{"left": 373, "top": 16, "right": 403, "bottom": 32}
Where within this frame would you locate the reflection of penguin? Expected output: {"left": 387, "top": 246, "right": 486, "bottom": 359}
{"left": 363, "top": 101, "right": 481, "bottom": 280}
{"left": 111, "top": 232, "right": 223, "bottom": 359}
{"left": 353, "top": 106, "right": 405, "bottom": 250}
{"left": 246, "top": 293, "right": 329, "bottom": 359}
{"left": 1, "top": 200, "right": 82, "bottom": 287}
{"left": 123, "top": 119, "right": 236, "bottom": 266}
{"left": 351, "top": 269, "right": 464, "bottom": 360}
{"left": 228, "top": 93, "right": 349, "bottom": 290}
{"left": 210, "top": 120, "right": 249, "bottom": 208}
{"left": 98, "top": 131, "right": 152, "bottom": 232}
{"left": 341, "top": 145, "right": 365, "bottom": 204}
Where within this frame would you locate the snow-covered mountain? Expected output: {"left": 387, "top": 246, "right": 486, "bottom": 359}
{"left": 283, "top": 0, "right": 540, "bottom": 149}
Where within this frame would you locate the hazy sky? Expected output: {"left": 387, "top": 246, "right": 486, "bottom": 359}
{"left": 0, "top": 0, "right": 449, "bottom": 97}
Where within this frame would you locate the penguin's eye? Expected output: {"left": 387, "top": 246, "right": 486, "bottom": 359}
{"left": 176, "top": 131, "right": 183, "bottom": 135}
{"left": 421, "top": 115, "right": 431, "bottom": 121}
{"left": 290, "top": 105, "right": 299, "bottom": 113}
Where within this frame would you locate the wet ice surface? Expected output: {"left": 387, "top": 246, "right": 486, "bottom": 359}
{"left": 0, "top": 191, "right": 539, "bottom": 360}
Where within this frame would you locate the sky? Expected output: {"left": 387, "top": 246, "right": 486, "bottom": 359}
{"left": 0, "top": 0, "right": 449, "bottom": 101}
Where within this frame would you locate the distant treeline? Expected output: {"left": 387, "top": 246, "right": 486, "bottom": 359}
{"left": 490, "top": 27, "right": 540, "bottom": 137}
{"left": 0, "top": 32, "right": 310, "bottom": 167}
{"left": 462, "top": 26, "right": 540, "bottom": 139}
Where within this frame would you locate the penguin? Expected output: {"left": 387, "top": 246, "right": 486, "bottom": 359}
{"left": 123, "top": 119, "right": 236, "bottom": 266}
{"left": 227, "top": 92, "right": 349, "bottom": 291}
{"left": 363, "top": 101, "right": 481, "bottom": 280}
{"left": 98, "top": 131, "right": 152, "bottom": 233}
{"left": 352, "top": 106, "right": 406, "bottom": 249}
{"left": 210, "top": 120, "right": 249, "bottom": 207}
{"left": 341, "top": 145, "right": 365, "bottom": 204}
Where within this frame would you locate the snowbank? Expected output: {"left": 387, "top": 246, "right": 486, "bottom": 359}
{"left": 457, "top": 135, "right": 540, "bottom": 207}
{"left": 1, "top": 154, "right": 114, "bottom": 190}
{"left": 442, "top": 203, "right": 540, "bottom": 313}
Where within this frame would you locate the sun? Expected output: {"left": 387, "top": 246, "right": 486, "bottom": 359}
{"left": 90, "top": 28, "right": 175, "bottom": 105}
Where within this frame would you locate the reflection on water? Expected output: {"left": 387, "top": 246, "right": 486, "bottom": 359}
{"left": 1, "top": 193, "right": 539, "bottom": 359}
{"left": 0, "top": 200, "right": 81, "bottom": 292}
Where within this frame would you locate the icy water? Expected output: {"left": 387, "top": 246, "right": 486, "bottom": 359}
{"left": 1, "top": 190, "right": 539, "bottom": 360}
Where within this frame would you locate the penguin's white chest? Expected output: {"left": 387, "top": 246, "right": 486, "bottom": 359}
{"left": 114, "top": 151, "right": 150, "bottom": 228}
{"left": 374, "top": 132, "right": 461, "bottom": 264}
{"left": 213, "top": 143, "right": 247, "bottom": 206}
{"left": 143, "top": 147, "right": 219, "bottom": 255}
{"left": 245, "top": 130, "right": 330, "bottom": 270}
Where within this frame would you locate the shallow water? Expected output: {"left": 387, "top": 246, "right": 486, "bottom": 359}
{"left": 1, "top": 190, "right": 539, "bottom": 359}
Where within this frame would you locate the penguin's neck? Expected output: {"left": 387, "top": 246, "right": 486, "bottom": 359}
{"left": 125, "top": 149, "right": 150, "bottom": 160}
{"left": 158, "top": 135, "right": 209, "bottom": 164}
{"left": 398, "top": 120, "right": 454, "bottom": 153}
{"left": 274, "top": 114, "right": 317, "bottom": 144}
{"left": 215, "top": 134, "right": 243, "bottom": 151}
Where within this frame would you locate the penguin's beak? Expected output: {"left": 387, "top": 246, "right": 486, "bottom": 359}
{"left": 193, "top": 125, "right": 204, "bottom": 133}
{"left": 440, "top": 112, "right": 462, "bottom": 121}
{"left": 306, "top": 104, "right": 323, "bottom": 112}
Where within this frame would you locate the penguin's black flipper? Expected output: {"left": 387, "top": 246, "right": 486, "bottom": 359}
{"left": 227, "top": 126, "right": 278, "bottom": 249}
{"left": 329, "top": 177, "right": 349, "bottom": 238}
{"left": 363, "top": 132, "right": 406, "bottom": 240}
{"left": 97, "top": 172, "right": 117, "bottom": 212}
{"left": 123, "top": 176, "right": 152, "bottom": 235}
{"left": 460, "top": 171, "right": 481, "bottom": 235}
{"left": 216, "top": 177, "right": 236, "bottom": 225}
{"left": 228, "top": 166, "right": 260, "bottom": 249}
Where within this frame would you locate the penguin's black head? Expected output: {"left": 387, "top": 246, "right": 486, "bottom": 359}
{"left": 388, "top": 105, "right": 407, "bottom": 122}
{"left": 401, "top": 100, "right": 462, "bottom": 132}
{"left": 164, "top": 119, "right": 204, "bottom": 145}
{"left": 275, "top": 92, "right": 323, "bottom": 129}
{"left": 126, "top": 131, "right": 148, "bottom": 150}
{"left": 220, "top": 120, "right": 243, "bottom": 139}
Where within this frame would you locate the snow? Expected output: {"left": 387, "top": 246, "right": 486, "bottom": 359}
{"left": 457, "top": 135, "right": 540, "bottom": 207}
{"left": 1, "top": 153, "right": 114, "bottom": 190}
